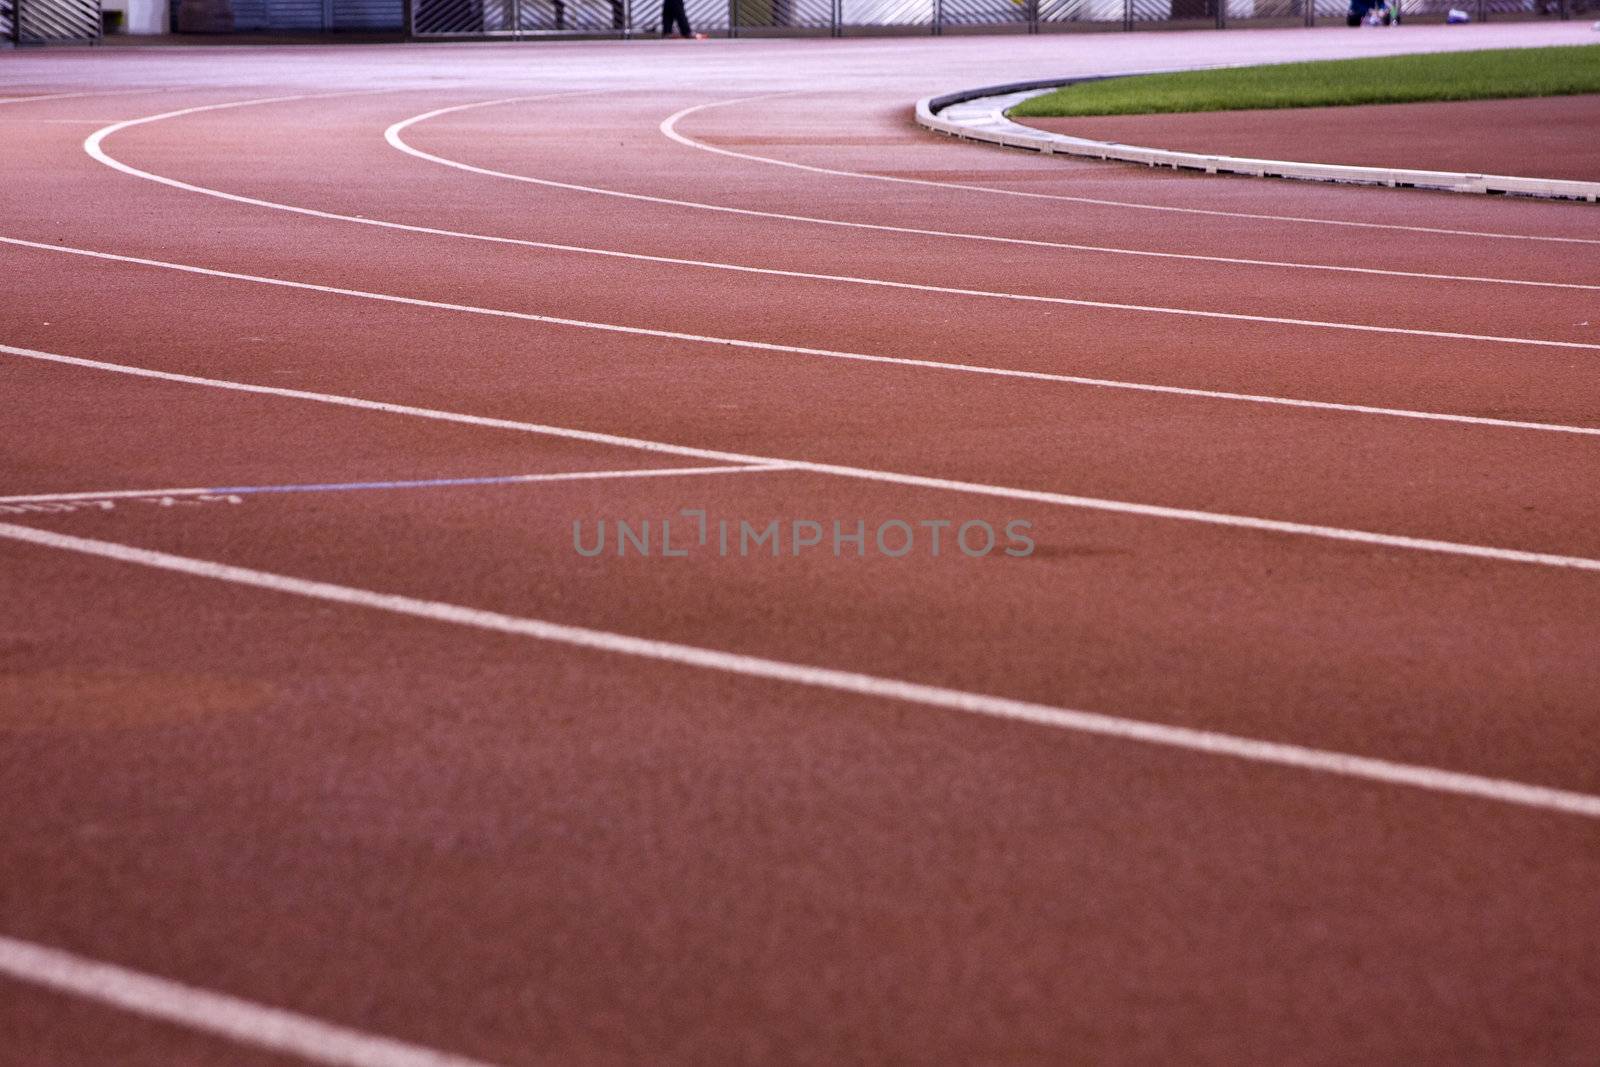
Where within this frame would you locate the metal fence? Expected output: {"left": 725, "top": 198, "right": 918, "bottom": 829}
{"left": 6, "top": 0, "right": 102, "bottom": 40}
{"left": 410, "top": 0, "right": 1577, "bottom": 34}
{"left": 169, "top": 0, "right": 404, "bottom": 32}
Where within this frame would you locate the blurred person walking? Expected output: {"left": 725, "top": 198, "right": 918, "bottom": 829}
{"left": 662, "top": 0, "right": 704, "bottom": 37}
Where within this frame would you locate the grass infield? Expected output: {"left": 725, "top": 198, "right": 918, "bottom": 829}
{"left": 1008, "top": 45, "right": 1600, "bottom": 118}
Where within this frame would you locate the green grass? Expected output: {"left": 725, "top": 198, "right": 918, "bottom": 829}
{"left": 1008, "top": 45, "right": 1600, "bottom": 118}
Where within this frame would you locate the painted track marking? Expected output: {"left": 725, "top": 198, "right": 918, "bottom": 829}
{"left": 0, "top": 90, "right": 136, "bottom": 107}
{"left": 0, "top": 935, "right": 498, "bottom": 1067}
{"left": 660, "top": 96, "right": 1600, "bottom": 247}
{"left": 78, "top": 102, "right": 1600, "bottom": 348}
{"left": 0, "top": 464, "right": 791, "bottom": 506}
{"left": 10, "top": 233, "right": 1600, "bottom": 447}
{"left": 3, "top": 520, "right": 1600, "bottom": 820}
{"left": 7, "top": 341, "right": 1600, "bottom": 575}
{"left": 383, "top": 97, "right": 1599, "bottom": 293}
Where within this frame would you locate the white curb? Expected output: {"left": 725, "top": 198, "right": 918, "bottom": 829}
{"left": 915, "top": 79, "right": 1600, "bottom": 203}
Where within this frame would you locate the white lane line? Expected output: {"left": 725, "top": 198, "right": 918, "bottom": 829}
{"left": 7, "top": 341, "right": 1600, "bottom": 575}
{"left": 0, "top": 464, "right": 791, "bottom": 505}
{"left": 14, "top": 234, "right": 1600, "bottom": 448}
{"left": 660, "top": 96, "right": 1600, "bottom": 247}
{"left": 0, "top": 118, "right": 142, "bottom": 125}
{"left": 9, "top": 241, "right": 1600, "bottom": 441}
{"left": 15, "top": 220, "right": 1600, "bottom": 375}
{"left": 0, "top": 935, "right": 498, "bottom": 1067}
{"left": 80, "top": 104, "right": 1600, "bottom": 347}
{"left": 0, "top": 91, "right": 123, "bottom": 107}
{"left": 8, "top": 234, "right": 1600, "bottom": 441}
{"left": 3, "top": 520, "right": 1599, "bottom": 821}
{"left": 383, "top": 97, "right": 1598, "bottom": 293}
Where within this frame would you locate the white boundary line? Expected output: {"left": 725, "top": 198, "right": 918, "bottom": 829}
{"left": 76, "top": 99, "right": 1600, "bottom": 348}
{"left": 920, "top": 86, "right": 1600, "bottom": 203}
{"left": 382, "top": 97, "right": 1600, "bottom": 293}
{"left": 0, "top": 935, "right": 499, "bottom": 1067}
{"left": 659, "top": 97, "right": 1600, "bottom": 247}
{"left": 0, "top": 463, "right": 790, "bottom": 505}
{"left": 0, "top": 118, "right": 148, "bottom": 125}
{"left": 3, "top": 520, "right": 1599, "bottom": 820}
{"left": 0, "top": 90, "right": 128, "bottom": 106}
{"left": 8, "top": 235, "right": 1600, "bottom": 440}
{"left": 7, "top": 341, "right": 1600, "bottom": 575}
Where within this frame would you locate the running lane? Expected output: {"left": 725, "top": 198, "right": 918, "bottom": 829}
{"left": 2, "top": 27, "right": 1598, "bottom": 1066}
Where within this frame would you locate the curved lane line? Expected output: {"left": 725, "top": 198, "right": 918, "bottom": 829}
{"left": 384, "top": 96, "right": 1600, "bottom": 293}
{"left": 6, "top": 337, "right": 1600, "bottom": 576}
{"left": 9, "top": 230, "right": 1600, "bottom": 441}
{"left": 0, "top": 935, "right": 498, "bottom": 1067}
{"left": 0, "top": 90, "right": 133, "bottom": 107}
{"left": 660, "top": 96, "right": 1600, "bottom": 247}
{"left": 4, "top": 520, "right": 1600, "bottom": 821}
{"left": 76, "top": 101, "right": 1600, "bottom": 359}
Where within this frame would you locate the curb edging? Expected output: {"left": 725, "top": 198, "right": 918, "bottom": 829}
{"left": 915, "top": 78, "right": 1600, "bottom": 203}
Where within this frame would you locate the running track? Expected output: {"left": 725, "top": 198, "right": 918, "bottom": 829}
{"left": 2, "top": 24, "right": 1599, "bottom": 1065}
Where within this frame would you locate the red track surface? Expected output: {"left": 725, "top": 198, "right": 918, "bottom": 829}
{"left": 2, "top": 24, "right": 1599, "bottom": 1066}
{"left": 1026, "top": 93, "right": 1600, "bottom": 181}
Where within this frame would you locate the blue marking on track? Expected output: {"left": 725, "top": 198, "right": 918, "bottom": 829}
{"left": 205, "top": 473, "right": 562, "bottom": 496}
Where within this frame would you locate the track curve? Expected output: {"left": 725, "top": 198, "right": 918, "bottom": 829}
{"left": 4, "top": 27, "right": 1600, "bottom": 1067}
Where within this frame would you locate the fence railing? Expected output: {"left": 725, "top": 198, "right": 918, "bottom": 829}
{"left": 5, "top": 0, "right": 102, "bottom": 40}
{"left": 409, "top": 0, "right": 1579, "bottom": 35}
